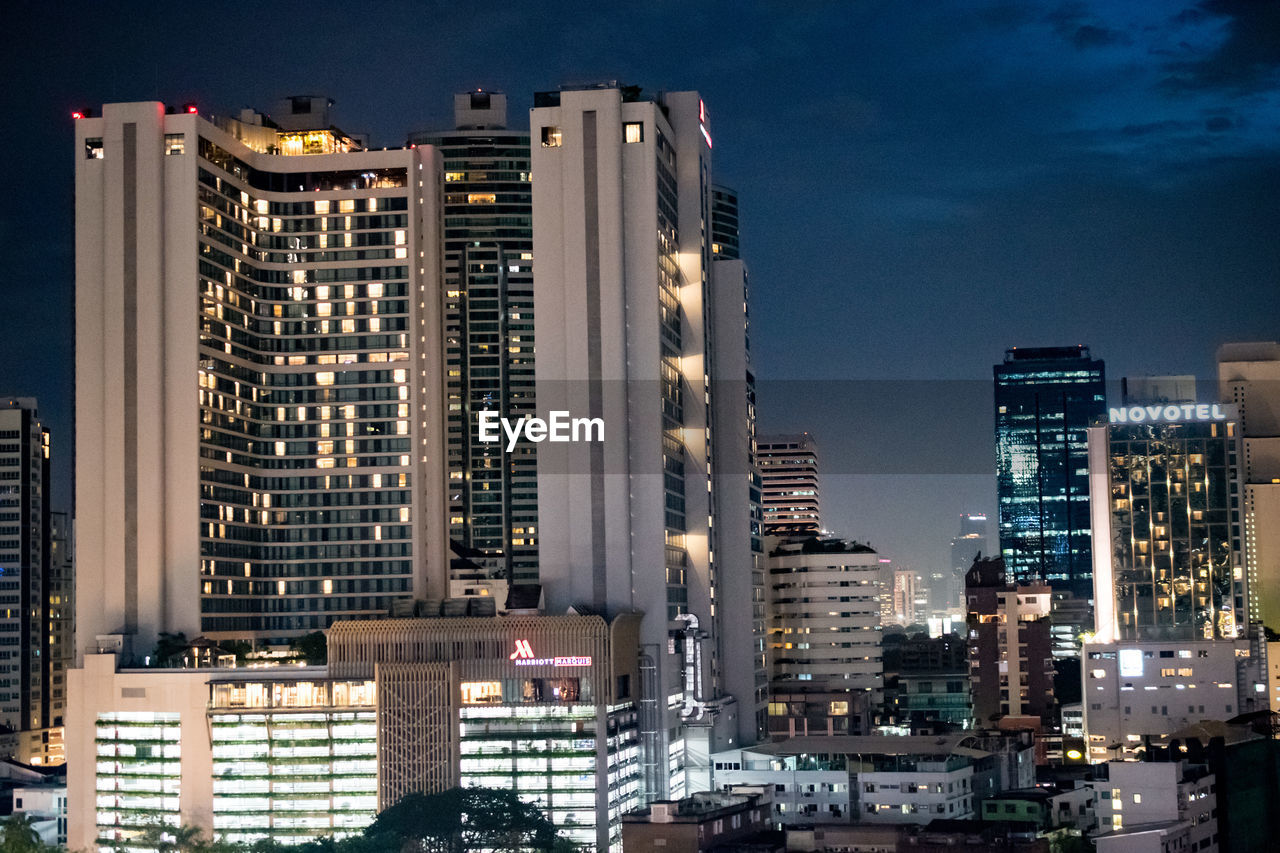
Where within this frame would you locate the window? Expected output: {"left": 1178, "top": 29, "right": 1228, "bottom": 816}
{"left": 165, "top": 133, "right": 185, "bottom": 155}
{"left": 85, "top": 137, "right": 103, "bottom": 159}
{"left": 541, "top": 126, "right": 562, "bottom": 148}
{"left": 624, "top": 122, "right": 644, "bottom": 143}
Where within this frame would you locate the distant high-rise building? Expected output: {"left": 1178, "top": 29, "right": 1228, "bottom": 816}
{"left": 943, "top": 513, "right": 988, "bottom": 613}
{"left": 892, "top": 569, "right": 923, "bottom": 626}
{"left": 766, "top": 537, "right": 883, "bottom": 706}
{"left": 1082, "top": 396, "right": 1266, "bottom": 761}
{"left": 965, "top": 556, "right": 1055, "bottom": 724}
{"left": 994, "top": 346, "right": 1105, "bottom": 598}
{"left": 530, "top": 84, "right": 763, "bottom": 797}
{"left": 758, "top": 433, "right": 820, "bottom": 535}
{"left": 408, "top": 92, "right": 538, "bottom": 585}
{"left": 1217, "top": 342, "right": 1280, "bottom": 633}
{"left": 0, "top": 398, "right": 48, "bottom": 737}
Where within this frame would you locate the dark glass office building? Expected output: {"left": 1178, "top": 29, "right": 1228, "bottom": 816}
{"left": 409, "top": 92, "right": 538, "bottom": 584}
{"left": 994, "top": 346, "right": 1105, "bottom": 598}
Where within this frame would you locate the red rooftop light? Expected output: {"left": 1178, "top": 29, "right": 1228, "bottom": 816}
{"left": 71, "top": 111, "right": 84, "bottom": 120}
{"left": 184, "top": 103, "right": 198, "bottom": 114}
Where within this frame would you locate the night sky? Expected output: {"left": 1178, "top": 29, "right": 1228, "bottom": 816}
{"left": 3, "top": 0, "right": 1277, "bottom": 576}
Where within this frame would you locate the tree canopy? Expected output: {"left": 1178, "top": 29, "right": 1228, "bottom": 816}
{"left": 98, "top": 787, "right": 572, "bottom": 853}
{"left": 366, "top": 787, "right": 567, "bottom": 853}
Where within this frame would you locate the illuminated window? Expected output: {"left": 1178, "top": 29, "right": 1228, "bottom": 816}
{"left": 316, "top": 372, "right": 335, "bottom": 386}
{"left": 624, "top": 122, "right": 644, "bottom": 143}
{"left": 541, "top": 126, "right": 562, "bottom": 148}
{"left": 467, "top": 193, "right": 496, "bottom": 204}
{"left": 460, "top": 682, "right": 502, "bottom": 704}
{"left": 85, "top": 137, "right": 104, "bottom": 159}
{"left": 164, "top": 133, "right": 185, "bottom": 155}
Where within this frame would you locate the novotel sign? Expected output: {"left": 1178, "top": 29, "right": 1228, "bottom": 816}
{"left": 508, "top": 639, "right": 591, "bottom": 668}
{"left": 1109, "top": 403, "right": 1228, "bottom": 425}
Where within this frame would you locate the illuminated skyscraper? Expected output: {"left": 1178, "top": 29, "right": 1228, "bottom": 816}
{"left": 0, "top": 398, "right": 49, "bottom": 738}
{"left": 408, "top": 92, "right": 538, "bottom": 585}
{"left": 1081, "top": 396, "right": 1266, "bottom": 760}
{"left": 73, "top": 99, "right": 449, "bottom": 656}
{"left": 994, "top": 346, "right": 1105, "bottom": 598}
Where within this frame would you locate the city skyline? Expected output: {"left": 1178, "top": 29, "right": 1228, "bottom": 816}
{"left": 3, "top": 0, "right": 1279, "bottom": 577}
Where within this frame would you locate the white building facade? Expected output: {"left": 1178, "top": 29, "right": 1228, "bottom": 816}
{"left": 530, "top": 84, "right": 762, "bottom": 799}
{"left": 73, "top": 100, "right": 449, "bottom": 658}
{"left": 1217, "top": 342, "right": 1280, "bottom": 643}
{"left": 1093, "top": 760, "right": 1217, "bottom": 853}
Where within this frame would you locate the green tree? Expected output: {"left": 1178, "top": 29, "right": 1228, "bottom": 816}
{"left": 367, "top": 787, "right": 566, "bottom": 853}
{"left": 1, "top": 814, "right": 55, "bottom": 853}
{"left": 291, "top": 631, "right": 328, "bottom": 664}
{"left": 151, "top": 631, "right": 189, "bottom": 667}
{"left": 131, "top": 821, "right": 215, "bottom": 853}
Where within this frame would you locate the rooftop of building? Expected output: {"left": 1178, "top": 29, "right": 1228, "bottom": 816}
{"left": 736, "top": 733, "right": 990, "bottom": 759}
{"left": 1217, "top": 341, "right": 1280, "bottom": 363}
{"left": 624, "top": 791, "right": 761, "bottom": 823}
{"left": 912, "top": 819, "right": 1041, "bottom": 840}
{"left": 1001, "top": 345, "right": 1093, "bottom": 363}
{"left": 757, "top": 433, "right": 817, "bottom": 448}
{"left": 769, "top": 536, "right": 876, "bottom": 557}
{"left": 1092, "top": 819, "right": 1189, "bottom": 840}
{"left": 533, "top": 81, "right": 663, "bottom": 109}
{"left": 984, "top": 788, "right": 1058, "bottom": 804}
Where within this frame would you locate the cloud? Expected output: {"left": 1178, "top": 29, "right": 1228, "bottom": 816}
{"left": 1046, "top": 2, "right": 1128, "bottom": 49}
{"left": 1163, "top": 0, "right": 1280, "bottom": 92}
{"left": 1070, "top": 23, "right": 1126, "bottom": 48}
{"left": 1121, "top": 119, "right": 1199, "bottom": 136}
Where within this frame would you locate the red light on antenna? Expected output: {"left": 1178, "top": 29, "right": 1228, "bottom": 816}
{"left": 71, "top": 111, "right": 84, "bottom": 120}
{"left": 186, "top": 104, "right": 198, "bottom": 114}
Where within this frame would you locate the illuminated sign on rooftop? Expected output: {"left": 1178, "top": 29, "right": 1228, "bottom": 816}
{"left": 1109, "top": 403, "right": 1227, "bottom": 425}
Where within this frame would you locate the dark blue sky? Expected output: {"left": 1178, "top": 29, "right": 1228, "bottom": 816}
{"left": 2, "top": 0, "right": 1277, "bottom": 573}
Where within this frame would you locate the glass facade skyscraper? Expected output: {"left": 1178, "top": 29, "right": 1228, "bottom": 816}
{"left": 408, "top": 92, "right": 538, "bottom": 585}
{"left": 1094, "top": 413, "right": 1245, "bottom": 641}
{"left": 994, "top": 346, "right": 1105, "bottom": 598}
